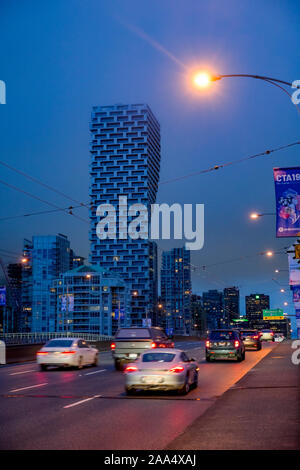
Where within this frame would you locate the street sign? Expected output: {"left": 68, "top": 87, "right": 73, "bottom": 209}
{"left": 263, "top": 308, "right": 284, "bottom": 320}
{"left": 232, "top": 318, "right": 249, "bottom": 322}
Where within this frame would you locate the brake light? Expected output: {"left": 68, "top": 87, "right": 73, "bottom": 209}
{"left": 61, "top": 350, "right": 76, "bottom": 354}
{"left": 205, "top": 340, "right": 210, "bottom": 348}
{"left": 124, "top": 365, "right": 138, "bottom": 373}
{"left": 252, "top": 335, "right": 259, "bottom": 339}
{"left": 271, "top": 332, "right": 274, "bottom": 336}
{"left": 151, "top": 342, "right": 157, "bottom": 348}
{"left": 36, "top": 351, "right": 48, "bottom": 355}
{"left": 234, "top": 340, "right": 240, "bottom": 348}
{"left": 169, "top": 366, "right": 185, "bottom": 373}
{"left": 111, "top": 343, "right": 116, "bottom": 350}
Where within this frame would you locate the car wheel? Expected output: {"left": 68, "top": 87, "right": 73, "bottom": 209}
{"left": 242, "top": 351, "right": 245, "bottom": 361}
{"left": 40, "top": 364, "right": 47, "bottom": 371}
{"left": 125, "top": 387, "right": 136, "bottom": 396}
{"left": 206, "top": 355, "right": 211, "bottom": 362}
{"left": 77, "top": 356, "right": 83, "bottom": 369}
{"left": 178, "top": 376, "right": 190, "bottom": 395}
{"left": 92, "top": 354, "right": 98, "bottom": 367}
{"left": 237, "top": 353, "right": 242, "bottom": 362}
{"left": 257, "top": 344, "right": 262, "bottom": 351}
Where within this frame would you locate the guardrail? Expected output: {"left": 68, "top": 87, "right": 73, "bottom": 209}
{"left": 0, "top": 332, "right": 113, "bottom": 346}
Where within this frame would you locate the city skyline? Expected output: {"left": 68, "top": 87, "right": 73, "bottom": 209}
{"left": 0, "top": 0, "right": 298, "bottom": 325}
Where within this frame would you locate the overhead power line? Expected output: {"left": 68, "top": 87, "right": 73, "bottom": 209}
{"left": 159, "top": 140, "right": 300, "bottom": 186}
{"left": 0, "top": 159, "right": 89, "bottom": 207}
{"left": 0, "top": 179, "right": 89, "bottom": 224}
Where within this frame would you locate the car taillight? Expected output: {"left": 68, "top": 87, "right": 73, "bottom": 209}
{"left": 271, "top": 332, "right": 274, "bottom": 336}
{"left": 61, "top": 350, "right": 76, "bottom": 354}
{"left": 252, "top": 335, "right": 259, "bottom": 339}
{"left": 205, "top": 340, "right": 210, "bottom": 348}
{"left": 36, "top": 351, "right": 48, "bottom": 355}
{"left": 234, "top": 340, "right": 240, "bottom": 348}
{"left": 169, "top": 366, "right": 185, "bottom": 373}
{"left": 111, "top": 343, "right": 116, "bottom": 350}
{"left": 124, "top": 365, "right": 138, "bottom": 373}
{"left": 151, "top": 342, "right": 157, "bottom": 348}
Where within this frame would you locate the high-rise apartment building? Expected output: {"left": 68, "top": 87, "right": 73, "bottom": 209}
{"left": 21, "top": 234, "right": 73, "bottom": 332}
{"left": 245, "top": 293, "right": 270, "bottom": 327}
{"left": 223, "top": 287, "right": 240, "bottom": 324}
{"left": 53, "top": 264, "right": 129, "bottom": 336}
{"left": 202, "top": 289, "right": 224, "bottom": 330}
{"left": 161, "top": 247, "right": 192, "bottom": 334}
{"left": 89, "top": 104, "right": 160, "bottom": 326}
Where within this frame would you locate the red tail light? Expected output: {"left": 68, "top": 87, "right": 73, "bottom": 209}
{"left": 205, "top": 340, "right": 210, "bottom": 348}
{"left": 151, "top": 342, "right": 157, "bottom": 348}
{"left": 111, "top": 343, "right": 116, "bottom": 350}
{"left": 124, "top": 365, "right": 138, "bottom": 373}
{"left": 169, "top": 366, "right": 185, "bottom": 373}
{"left": 234, "top": 340, "right": 240, "bottom": 348}
{"left": 252, "top": 335, "right": 259, "bottom": 339}
{"left": 36, "top": 351, "right": 48, "bottom": 355}
{"left": 61, "top": 350, "right": 76, "bottom": 354}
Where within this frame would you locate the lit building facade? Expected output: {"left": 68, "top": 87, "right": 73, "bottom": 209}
{"left": 202, "top": 289, "right": 224, "bottom": 330}
{"left": 161, "top": 247, "right": 192, "bottom": 334}
{"left": 89, "top": 104, "right": 160, "bottom": 326}
{"left": 245, "top": 293, "right": 270, "bottom": 327}
{"left": 53, "top": 265, "right": 130, "bottom": 336}
{"left": 223, "top": 287, "right": 240, "bottom": 325}
{"left": 22, "top": 234, "right": 73, "bottom": 332}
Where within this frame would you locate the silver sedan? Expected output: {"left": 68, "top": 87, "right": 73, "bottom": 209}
{"left": 124, "top": 348, "right": 199, "bottom": 395}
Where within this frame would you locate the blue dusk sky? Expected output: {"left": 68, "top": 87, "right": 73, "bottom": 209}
{"left": 0, "top": 0, "right": 299, "bottom": 329}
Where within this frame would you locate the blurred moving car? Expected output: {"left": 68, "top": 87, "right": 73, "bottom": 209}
{"left": 259, "top": 329, "right": 275, "bottom": 342}
{"left": 240, "top": 329, "right": 262, "bottom": 351}
{"left": 124, "top": 349, "right": 198, "bottom": 395}
{"left": 111, "top": 327, "right": 174, "bottom": 370}
{"left": 36, "top": 338, "right": 98, "bottom": 371}
{"left": 206, "top": 329, "right": 245, "bottom": 362}
{"left": 274, "top": 333, "right": 284, "bottom": 342}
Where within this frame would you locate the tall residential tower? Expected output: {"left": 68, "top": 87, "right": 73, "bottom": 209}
{"left": 89, "top": 104, "right": 160, "bottom": 326}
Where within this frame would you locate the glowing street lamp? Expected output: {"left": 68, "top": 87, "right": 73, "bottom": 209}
{"left": 21, "top": 257, "right": 28, "bottom": 263}
{"left": 280, "top": 289, "right": 285, "bottom": 293}
{"left": 249, "top": 212, "right": 275, "bottom": 220}
{"left": 193, "top": 71, "right": 213, "bottom": 88}
{"left": 266, "top": 251, "right": 274, "bottom": 257}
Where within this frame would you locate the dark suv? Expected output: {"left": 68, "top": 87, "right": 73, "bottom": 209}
{"left": 111, "top": 327, "right": 174, "bottom": 370}
{"left": 240, "top": 329, "right": 262, "bottom": 351}
{"left": 206, "top": 329, "right": 245, "bottom": 362}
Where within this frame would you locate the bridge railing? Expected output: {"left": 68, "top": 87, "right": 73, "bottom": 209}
{"left": 0, "top": 332, "right": 113, "bottom": 345}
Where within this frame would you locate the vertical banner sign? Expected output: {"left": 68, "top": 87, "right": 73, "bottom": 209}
{"left": 0, "top": 287, "right": 6, "bottom": 306}
{"left": 292, "top": 286, "right": 300, "bottom": 309}
{"left": 273, "top": 167, "right": 300, "bottom": 237}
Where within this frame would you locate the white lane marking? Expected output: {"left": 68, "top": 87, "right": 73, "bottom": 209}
{"left": 9, "top": 383, "right": 48, "bottom": 393}
{"left": 9, "top": 369, "right": 36, "bottom": 376}
{"left": 84, "top": 369, "right": 106, "bottom": 376}
{"left": 63, "top": 395, "right": 101, "bottom": 409}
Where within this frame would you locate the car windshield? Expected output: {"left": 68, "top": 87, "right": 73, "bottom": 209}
{"left": 241, "top": 331, "right": 257, "bottom": 336}
{"left": 115, "top": 328, "right": 150, "bottom": 339}
{"left": 209, "top": 331, "right": 235, "bottom": 341}
{"left": 45, "top": 340, "right": 74, "bottom": 348}
{"left": 142, "top": 353, "right": 175, "bottom": 363}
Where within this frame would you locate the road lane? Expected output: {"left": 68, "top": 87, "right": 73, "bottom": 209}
{"left": 0, "top": 341, "right": 277, "bottom": 449}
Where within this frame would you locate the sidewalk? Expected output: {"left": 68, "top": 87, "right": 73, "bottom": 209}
{"left": 166, "top": 340, "right": 300, "bottom": 450}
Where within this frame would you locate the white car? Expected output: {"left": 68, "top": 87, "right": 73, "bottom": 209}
{"left": 124, "top": 348, "right": 199, "bottom": 395}
{"left": 36, "top": 338, "right": 99, "bottom": 371}
{"left": 259, "top": 330, "right": 275, "bottom": 342}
